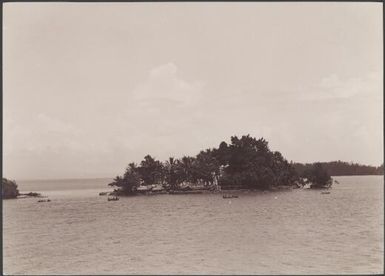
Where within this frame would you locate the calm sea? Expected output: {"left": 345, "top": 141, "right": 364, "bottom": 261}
{"left": 3, "top": 176, "right": 384, "bottom": 275}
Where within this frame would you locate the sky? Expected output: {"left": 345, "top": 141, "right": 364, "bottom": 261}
{"left": 3, "top": 2, "right": 383, "bottom": 180}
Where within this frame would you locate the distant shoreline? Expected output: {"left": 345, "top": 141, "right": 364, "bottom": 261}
{"left": 9, "top": 160, "right": 383, "bottom": 183}
{"left": 14, "top": 177, "right": 113, "bottom": 182}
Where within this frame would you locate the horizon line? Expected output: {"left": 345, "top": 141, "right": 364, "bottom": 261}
{"left": 5, "top": 159, "right": 383, "bottom": 182}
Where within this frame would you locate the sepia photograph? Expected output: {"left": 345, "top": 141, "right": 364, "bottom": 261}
{"left": 2, "top": 2, "right": 383, "bottom": 275}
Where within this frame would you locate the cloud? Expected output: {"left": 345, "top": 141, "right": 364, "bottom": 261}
{"left": 4, "top": 113, "right": 83, "bottom": 154}
{"left": 3, "top": 113, "right": 132, "bottom": 179}
{"left": 300, "top": 72, "right": 382, "bottom": 101}
{"left": 4, "top": 64, "right": 382, "bottom": 179}
{"left": 132, "top": 62, "right": 204, "bottom": 107}
{"left": 272, "top": 71, "right": 382, "bottom": 165}
{"left": 115, "top": 62, "right": 209, "bottom": 144}
{"left": 4, "top": 62, "right": 208, "bottom": 179}
{"left": 36, "top": 113, "right": 79, "bottom": 134}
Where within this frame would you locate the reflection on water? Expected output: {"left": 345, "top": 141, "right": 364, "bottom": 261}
{"left": 3, "top": 176, "right": 384, "bottom": 274}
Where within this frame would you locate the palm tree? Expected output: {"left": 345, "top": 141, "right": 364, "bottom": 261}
{"left": 165, "top": 157, "right": 178, "bottom": 190}
{"left": 179, "top": 156, "right": 195, "bottom": 184}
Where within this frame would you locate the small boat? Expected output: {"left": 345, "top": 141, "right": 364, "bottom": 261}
{"left": 321, "top": 191, "right": 330, "bottom": 194}
{"left": 169, "top": 190, "right": 203, "bottom": 195}
{"left": 37, "top": 199, "right": 51, "bottom": 203}
{"left": 108, "top": 196, "right": 119, "bottom": 201}
{"left": 223, "top": 194, "right": 238, "bottom": 199}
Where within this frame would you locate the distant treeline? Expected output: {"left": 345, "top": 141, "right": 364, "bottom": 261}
{"left": 293, "top": 161, "right": 384, "bottom": 176}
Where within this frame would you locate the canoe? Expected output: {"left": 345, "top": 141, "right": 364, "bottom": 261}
{"left": 169, "top": 190, "right": 203, "bottom": 194}
{"left": 108, "top": 197, "right": 119, "bottom": 201}
{"left": 37, "top": 199, "right": 51, "bottom": 203}
{"left": 223, "top": 195, "right": 238, "bottom": 199}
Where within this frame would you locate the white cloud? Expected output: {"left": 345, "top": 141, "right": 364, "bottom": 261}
{"left": 36, "top": 113, "right": 79, "bottom": 134}
{"left": 132, "top": 62, "right": 204, "bottom": 107}
{"left": 4, "top": 113, "right": 83, "bottom": 154}
{"left": 300, "top": 72, "right": 382, "bottom": 101}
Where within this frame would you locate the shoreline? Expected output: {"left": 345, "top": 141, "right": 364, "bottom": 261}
{"left": 104, "top": 185, "right": 302, "bottom": 197}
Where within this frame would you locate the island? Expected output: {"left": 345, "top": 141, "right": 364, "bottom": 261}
{"left": 108, "top": 134, "right": 333, "bottom": 196}
{"left": 2, "top": 178, "right": 44, "bottom": 200}
{"left": 2, "top": 178, "right": 19, "bottom": 199}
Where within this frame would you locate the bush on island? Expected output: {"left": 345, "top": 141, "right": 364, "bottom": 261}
{"left": 303, "top": 163, "right": 332, "bottom": 189}
{"left": 2, "top": 178, "right": 19, "bottom": 199}
{"left": 108, "top": 163, "right": 141, "bottom": 195}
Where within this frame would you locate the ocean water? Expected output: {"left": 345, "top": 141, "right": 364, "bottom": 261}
{"left": 3, "top": 176, "right": 384, "bottom": 275}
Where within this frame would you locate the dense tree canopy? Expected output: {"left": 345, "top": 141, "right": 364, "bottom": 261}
{"left": 164, "top": 157, "right": 178, "bottom": 190}
{"left": 2, "top": 178, "right": 19, "bottom": 199}
{"left": 108, "top": 163, "right": 141, "bottom": 195}
{"left": 194, "top": 149, "right": 220, "bottom": 186}
{"left": 302, "top": 163, "right": 332, "bottom": 189}
{"left": 138, "top": 155, "right": 164, "bottom": 185}
{"left": 109, "top": 135, "right": 300, "bottom": 194}
{"left": 293, "top": 161, "right": 384, "bottom": 176}
{"left": 215, "top": 135, "right": 298, "bottom": 190}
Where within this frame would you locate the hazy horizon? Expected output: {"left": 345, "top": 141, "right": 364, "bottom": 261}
{"left": 12, "top": 164, "right": 384, "bottom": 182}
{"left": 3, "top": 2, "right": 383, "bottom": 180}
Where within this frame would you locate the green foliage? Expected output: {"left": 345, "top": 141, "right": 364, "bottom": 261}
{"left": 293, "top": 160, "right": 384, "bottom": 176}
{"left": 109, "top": 163, "right": 141, "bottom": 194}
{"left": 2, "top": 178, "right": 19, "bottom": 199}
{"left": 216, "top": 135, "right": 298, "bottom": 189}
{"left": 164, "top": 157, "right": 179, "bottom": 190}
{"left": 193, "top": 149, "right": 220, "bottom": 186}
{"left": 303, "top": 163, "right": 332, "bottom": 189}
{"left": 138, "top": 155, "right": 164, "bottom": 185}
{"left": 176, "top": 156, "right": 196, "bottom": 184}
{"left": 110, "top": 134, "right": 300, "bottom": 193}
